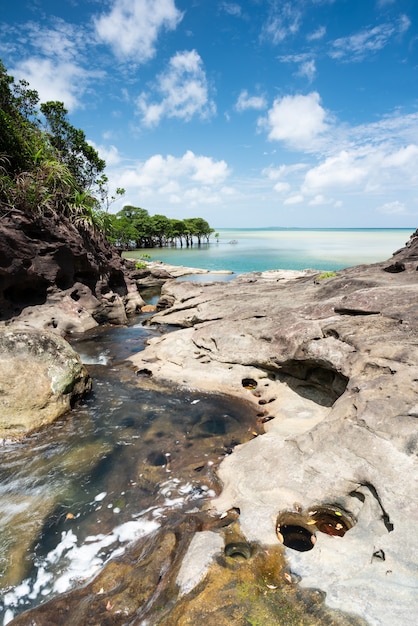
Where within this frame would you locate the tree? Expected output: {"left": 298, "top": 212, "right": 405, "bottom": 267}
{"left": 40, "top": 101, "right": 106, "bottom": 191}
{"left": 151, "top": 213, "right": 171, "bottom": 247}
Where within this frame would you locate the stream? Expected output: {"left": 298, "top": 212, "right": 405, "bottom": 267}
{"left": 0, "top": 297, "right": 259, "bottom": 624}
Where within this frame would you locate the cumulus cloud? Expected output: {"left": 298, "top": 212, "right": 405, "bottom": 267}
{"left": 10, "top": 58, "right": 97, "bottom": 111}
{"left": 94, "top": 0, "right": 183, "bottom": 63}
{"left": 235, "top": 90, "right": 267, "bottom": 112}
{"left": 302, "top": 142, "right": 418, "bottom": 198}
{"left": 136, "top": 50, "right": 216, "bottom": 126}
{"left": 329, "top": 17, "right": 411, "bottom": 61}
{"left": 117, "top": 150, "right": 230, "bottom": 191}
{"left": 89, "top": 142, "right": 122, "bottom": 166}
{"left": 261, "top": 92, "right": 329, "bottom": 150}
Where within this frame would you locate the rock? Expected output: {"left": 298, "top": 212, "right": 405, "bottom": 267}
{"left": 0, "top": 327, "right": 91, "bottom": 439}
{"left": 0, "top": 494, "right": 57, "bottom": 588}
{"left": 0, "top": 210, "right": 145, "bottom": 332}
{"left": 128, "top": 245, "right": 418, "bottom": 625}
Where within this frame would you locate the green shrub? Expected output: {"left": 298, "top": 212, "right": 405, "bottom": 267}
{"left": 317, "top": 271, "right": 337, "bottom": 279}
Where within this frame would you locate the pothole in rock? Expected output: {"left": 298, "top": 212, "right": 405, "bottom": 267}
{"left": 224, "top": 541, "right": 253, "bottom": 560}
{"left": 276, "top": 512, "right": 316, "bottom": 552}
{"left": 276, "top": 505, "right": 356, "bottom": 552}
{"left": 278, "top": 359, "right": 348, "bottom": 407}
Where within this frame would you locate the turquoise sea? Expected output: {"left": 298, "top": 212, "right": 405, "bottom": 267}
{"left": 126, "top": 228, "right": 416, "bottom": 274}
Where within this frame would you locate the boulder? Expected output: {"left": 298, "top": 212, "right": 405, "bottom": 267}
{"left": 0, "top": 327, "right": 91, "bottom": 439}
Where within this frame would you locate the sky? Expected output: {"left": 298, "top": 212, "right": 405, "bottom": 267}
{"left": 1, "top": 0, "right": 418, "bottom": 228}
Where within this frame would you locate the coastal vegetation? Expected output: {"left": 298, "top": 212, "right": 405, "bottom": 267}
{"left": 0, "top": 59, "right": 215, "bottom": 250}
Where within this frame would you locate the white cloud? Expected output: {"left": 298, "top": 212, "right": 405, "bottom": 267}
{"left": 376, "top": 200, "right": 407, "bottom": 214}
{"left": 117, "top": 150, "right": 230, "bottom": 192}
{"left": 302, "top": 150, "right": 370, "bottom": 193}
{"left": 26, "top": 19, "right": 88, "bottom": 62}
{"left": 262, "top": 2, "right": 301, "bottom": 44}
{"left": 274, "top": 181, "right": 291, "bottom": 193}
{"left": 235, "top": 89, "right": 267, "bottom": 112}
{"left": 302, "top": 143, "right": 418, "bottom": 197}
{"left": 94, "top": 0, "right": 183, "bottom": 63}
{"left": 278, "top": 54, "right": 316, "bottom": 82}
{"left": 220, "top": 2, "right": 242, "bottom": 17}
{"left": 309, "top": 194, "right": 327, "bottom": 205}
{"left": 89, "top": 142, "right": 122, "bottom": 166}
{"left": 284, "top": 194, "right": 304, "bottom": 205}
{"left": 329, "top": 17, "right": 410, "bottom": 61}
{"left": 261, "top": 92, "right": 329, "bottom": 150}
{"left": 136, "top": 50, "right": 216, "bottom": 126}
{"left": 298, "top": 60, "right": 316, "bottom": 82}
{"left": 11, "top": 58, "right": 96, "bottom": 111}
{"left": 307, "top": 26, "right": 326, "bottom": 41}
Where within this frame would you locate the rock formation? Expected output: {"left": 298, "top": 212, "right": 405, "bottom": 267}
{"left": 0, "top": 209, "right": 145, "bottom": 334}
{"left": 127, "top": 231, "right": 418, "bottom": 626}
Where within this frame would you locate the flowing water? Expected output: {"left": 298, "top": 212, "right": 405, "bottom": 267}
{"left": 0, "top": 311, "right": 259, "bottom": 624}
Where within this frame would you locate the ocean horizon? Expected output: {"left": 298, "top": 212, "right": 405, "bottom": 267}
{"left": 125, "top": 227, "right": 416, "bottom": 274}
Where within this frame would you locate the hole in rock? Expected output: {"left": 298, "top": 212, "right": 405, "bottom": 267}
{"left": 308, "top": 505, "right": 355, "bottom": 537}
{"left": 147, "top": 451, "right": 168, "bottom": 467}
{"left": 278, "top": 359, "right": 348, "bottom": 407}
{"left": 242, "top": 378, "right": 257, "bottom": 390}
{"left": 224, "top": 542, "right": 252, "bottom": 560}
{"left": 277, "top": 524, "right": 315, "bottom": 552}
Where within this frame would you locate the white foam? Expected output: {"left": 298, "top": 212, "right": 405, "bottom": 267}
{"left": 79, "top": 352, "right": 110, "bottom": 365}
{"left": 1, "top": 518, "right": 159, "bottom": 624}
{"left": 94, "top": 491, "right": 107, "bottom": 502}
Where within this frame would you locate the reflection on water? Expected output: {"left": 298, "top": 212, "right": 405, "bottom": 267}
{"left": 0, "top": 318, "right": 258, "bottom": 624}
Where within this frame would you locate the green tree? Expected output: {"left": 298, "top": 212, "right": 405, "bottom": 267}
{"left": 150, "top": 213, "right": 171, "bottom": 247}
{"left": 40, "top": 101, "right": 106, "bottom": 191}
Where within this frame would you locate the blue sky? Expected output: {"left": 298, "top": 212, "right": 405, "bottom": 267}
{"left": 1, "top": 0, "right": 418, "bottom": 228}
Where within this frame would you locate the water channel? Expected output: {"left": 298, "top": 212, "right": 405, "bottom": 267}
{"left": 0, "top": 294, "right": 260, "bottom": 624}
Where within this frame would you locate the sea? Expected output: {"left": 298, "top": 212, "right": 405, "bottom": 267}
{"left": 125, "top": 228, "right": 416, "bottom": 274}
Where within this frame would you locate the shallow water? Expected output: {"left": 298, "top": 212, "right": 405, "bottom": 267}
{"left": 125, "top": 228, "right": 415, "bottom": 273}
{"left": 0, "top": 317, "right": 258, "bottom": 624}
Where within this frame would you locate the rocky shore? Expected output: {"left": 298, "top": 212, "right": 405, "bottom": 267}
{"left": 1, "top": 216, "right": 418, "bottom": 624}
{"left": 127, "top": 235, "right": 418, "bottom": 625}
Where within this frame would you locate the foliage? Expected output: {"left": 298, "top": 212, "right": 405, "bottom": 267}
{"left": 317, "top": 271, "right": 337, "bottom": 279}
{"left": 0, "top": 58, "right": 111, "bottom": 230}
{"left": 0, "top": 58, "right": 216, "bottom": 248}
{"left": 107, "top": 205, "right": 216, "bottom": 249}
{"left": 135, "top": 261, "right": 148, "bottom": 270}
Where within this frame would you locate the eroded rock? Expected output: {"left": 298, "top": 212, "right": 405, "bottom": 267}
{"left": 0, "top": 327, "right": 91, "bottom": 439}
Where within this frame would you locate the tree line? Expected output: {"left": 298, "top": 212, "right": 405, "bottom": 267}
{"left": 108, "top": 206, "right": 214, "bottom": 249}
{"left": 0, "top": 58, "right": 215, "bottom": 249}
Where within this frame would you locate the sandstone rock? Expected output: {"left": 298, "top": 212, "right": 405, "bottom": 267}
{"left": 128, "top": 243, "right": 418, "bottom": 626}
{"left": 0, "top": 327, "right": 91, "bottom": 439}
